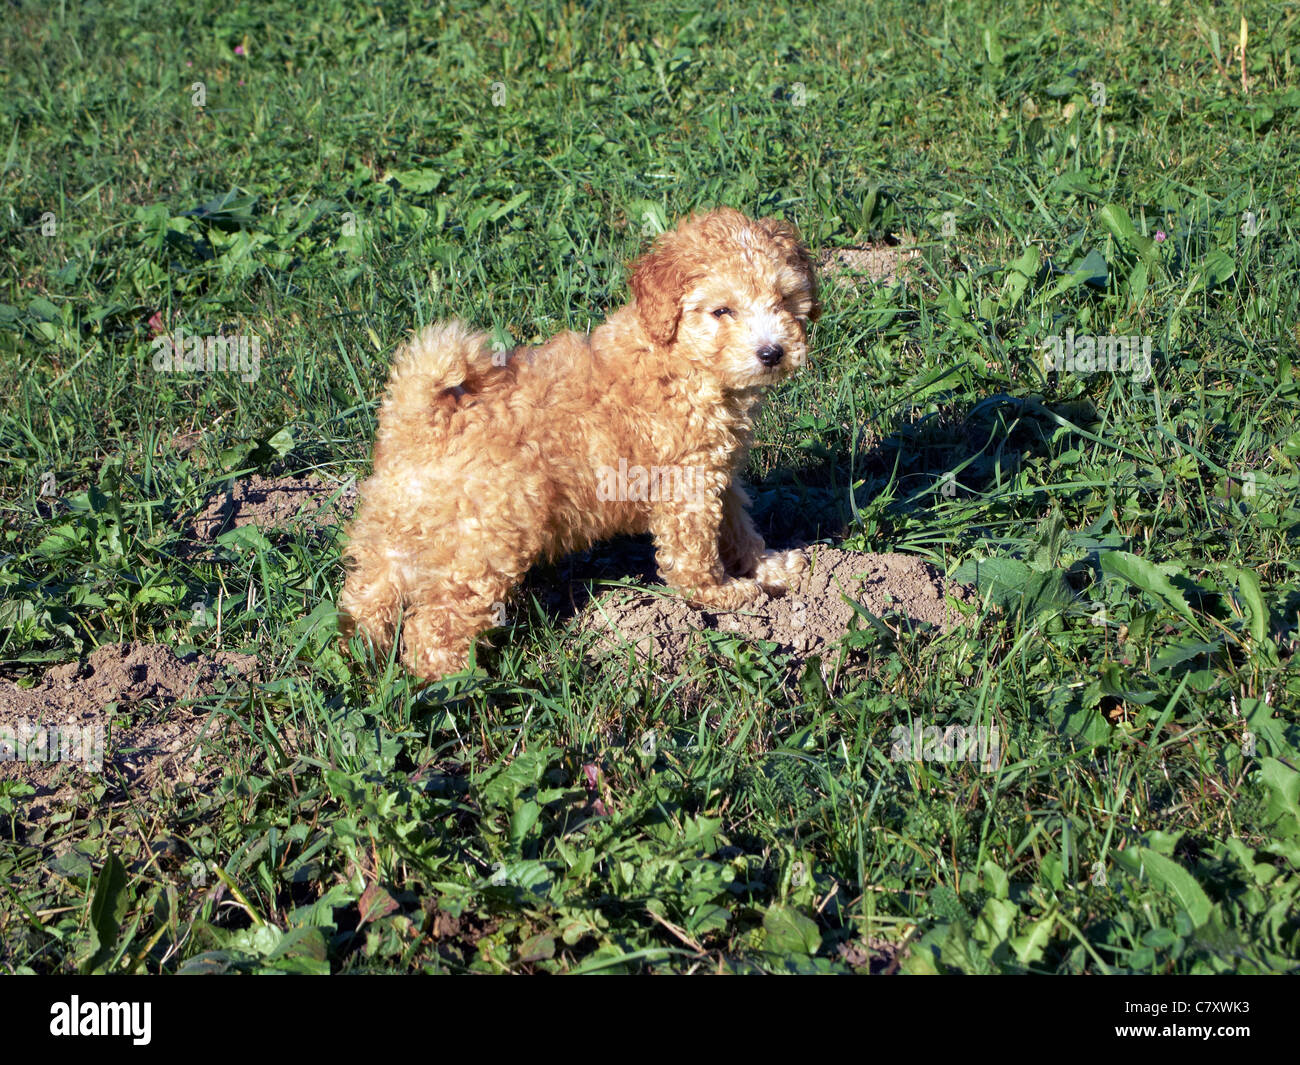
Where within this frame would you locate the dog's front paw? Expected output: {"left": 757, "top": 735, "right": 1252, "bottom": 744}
{"left": 687, "top": 577, "right": 765, "bottom": 611}
{"left": 753, "top": 549, "right": 807, "bottom": 595}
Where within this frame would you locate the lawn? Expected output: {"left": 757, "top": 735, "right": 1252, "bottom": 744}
{"left": 1, "top": 0, "right": 1298, "bottom": 974}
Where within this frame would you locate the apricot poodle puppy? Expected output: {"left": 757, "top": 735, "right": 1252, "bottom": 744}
{"left": 338, "top": 207, "right": 820, "bottom": 680}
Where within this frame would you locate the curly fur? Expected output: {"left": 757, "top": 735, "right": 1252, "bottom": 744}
{"left": 338, "top": 207, "right": 820, "bottom": 680}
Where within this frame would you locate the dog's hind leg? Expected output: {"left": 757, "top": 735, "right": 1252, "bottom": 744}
{"left": 337, "top": 556, "right": 404, "bottom": 661}
{"left": 398, "top": 575, "right": 520, "bottom": 681}
{"left": 396, "top": 503, "right": 544, "bottom": 681}
{"left": 398, "top": 604, "right": 475, "bottom": 681}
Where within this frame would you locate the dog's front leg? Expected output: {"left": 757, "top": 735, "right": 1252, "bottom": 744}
{"left": 718, "top": 480, "right": 766, "bottom": 576}
{"left": 651, "top": 493, "right": 765, "bottom": 610}
{"left": 719, "top": 480, "right": 806, "bottom": 593}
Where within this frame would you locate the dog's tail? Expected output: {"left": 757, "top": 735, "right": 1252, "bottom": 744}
{"left": 376, "top": 321, "right": 502, "bottom": 446}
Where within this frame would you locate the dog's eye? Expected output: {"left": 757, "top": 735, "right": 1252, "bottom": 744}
{"left": 711, "top": 307, "right": 734, "bottom": 319}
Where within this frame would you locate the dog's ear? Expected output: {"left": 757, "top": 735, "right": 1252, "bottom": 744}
{"left": 629, "top": 234, "right": 692, "bottom": 345}
{"left": 758, "top": 217, "right": 822, "bottom": 323}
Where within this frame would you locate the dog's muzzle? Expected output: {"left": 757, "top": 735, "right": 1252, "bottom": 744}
{"left": 756, "top": 344, "right": 785, "bottom": 368}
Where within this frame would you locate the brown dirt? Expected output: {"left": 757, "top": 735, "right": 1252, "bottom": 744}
{"left": 0, "top": 642, "right": 258, "bottom": 821}
{"left": 839, "top": 936, "right": 908, "bottom": 975}
{"left": 818, "top": 243, "right": 922, "bottom": 287}
{"left": 576, "top": 546, "right": 972, "bottom": 677}
{"left": 190, "top": 473, "right": 357, "bottom": 542}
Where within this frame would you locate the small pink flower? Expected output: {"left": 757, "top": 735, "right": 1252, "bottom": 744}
{"left": 147, "top": 311, "right": 165, "bottom": 336}
{"left": 582, "top": 763, "right": 599, "bottom": 789}
{"left": 1154, "top": 230, "right": 1167, "bottom": 243}
{"left": 186, "top": 60, "right": 193, "bottom": 67}
{"left": 234, "top": 44, "right": 245, "bottom": 55}
{"left": 238, "top": 79, "right": 245, "bottom": 86}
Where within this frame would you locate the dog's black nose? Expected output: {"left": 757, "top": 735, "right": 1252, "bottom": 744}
{"left": 757, "top": 344, "right": 785, "bottom": 367}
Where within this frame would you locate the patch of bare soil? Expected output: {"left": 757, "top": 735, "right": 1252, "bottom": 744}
{"left": 838, "top": 936, "right": 908, "bottom": 975}
{"left": 0, "top": 642, "right": 258, "bottom": 821}
{"left": 818, "top": 243, "right": 922, "bottom": 287}
{"left": 576, "top": 547, "right": 972, "bottom": 677}
{"left": 190, "top": 474, "right": 357, "bottom": 542}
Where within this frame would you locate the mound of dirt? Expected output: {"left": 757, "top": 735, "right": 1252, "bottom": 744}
{"left": 577, "top": 547, "right": 972, "bottom": 676}
{"left": 191, "top": 474, "right": 357, "bottom": 542}
{"left": 0, "top": 642, "right": 258, "bottom": 821}
{"left": 818, "top": 243, "right": 922, "bottom": 288}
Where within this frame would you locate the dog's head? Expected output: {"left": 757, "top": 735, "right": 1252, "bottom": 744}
{"left": 629, "top": 207, "right": 820, "bottom": 389}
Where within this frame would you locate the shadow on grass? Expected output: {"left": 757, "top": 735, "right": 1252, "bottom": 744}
{"left": 512, "top": 391, "right": 1100, "bottom": 629}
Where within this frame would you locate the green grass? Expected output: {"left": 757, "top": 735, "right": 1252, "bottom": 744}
{"left": 1, "top": 0, "right": 1298, "bottom": 973}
